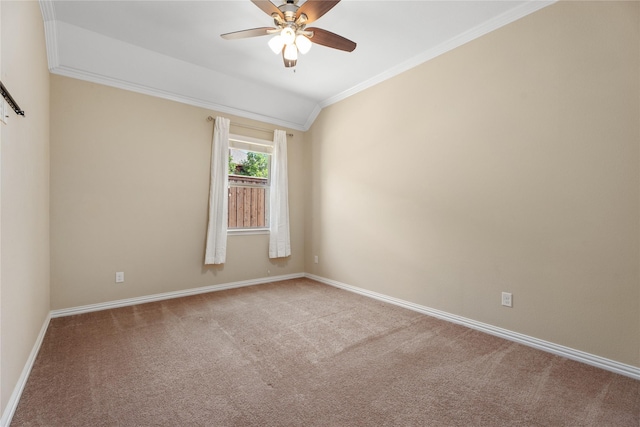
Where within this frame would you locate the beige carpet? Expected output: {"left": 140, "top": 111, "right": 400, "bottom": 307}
{"left": 11, "top": 278, "right": 639, "bottom": 426}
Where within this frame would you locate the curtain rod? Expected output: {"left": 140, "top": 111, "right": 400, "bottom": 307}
{"left": 207, "top": 116, "right": 293, "bottom": 138}
{"left": 0, "top": 81, "right": 25, "bottom": 117}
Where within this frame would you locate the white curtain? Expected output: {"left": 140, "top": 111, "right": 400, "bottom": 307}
{"left": 269, "top": 129, "right": 291, "bottom": 258}
{"left": 204, "top": 117, "right": 230, "bottom": 264}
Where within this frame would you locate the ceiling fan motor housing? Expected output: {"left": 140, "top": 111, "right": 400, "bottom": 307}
{"left": 279, "top": 3, "right": 299, "bottom": 23}
{"left": 220, "top": 0, "right": 356, "bottom": 67}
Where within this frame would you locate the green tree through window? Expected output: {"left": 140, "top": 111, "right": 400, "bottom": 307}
{"left": 229, "top": 151, "right": 269, "bottom": 178}
{"left": 237, "top": 152, "right": 268, "bottom": 178}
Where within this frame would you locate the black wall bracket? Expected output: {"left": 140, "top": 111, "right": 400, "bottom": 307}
{"left": 0, "top": 81, "right": 25, "bottom": 117}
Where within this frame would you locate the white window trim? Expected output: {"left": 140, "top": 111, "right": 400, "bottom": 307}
{"left": 228, "top": 228, "right": 269, "bottom": 236}
{"left": 229, "top": 134, "right": 273, "bottom": 153}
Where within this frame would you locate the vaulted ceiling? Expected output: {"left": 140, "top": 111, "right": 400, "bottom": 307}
{"left": 40, "top": 1, "right": 553, "bottom": 130}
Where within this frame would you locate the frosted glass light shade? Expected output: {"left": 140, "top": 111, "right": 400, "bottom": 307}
{"left": 281, "top": 27, "right": 296, "bottom": 45}
{"left": 268, "top": 35, "right": 284, "bottom": 54}
{"left": 283, "top": 44, "right": 298, "bottom": 61}
{"left": 295, "top": 34, "right": 312, "bottom": 54}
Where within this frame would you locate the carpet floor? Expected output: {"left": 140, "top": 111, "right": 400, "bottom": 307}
{"left": 10, "top": 278, "right": 640, "bottom": 426}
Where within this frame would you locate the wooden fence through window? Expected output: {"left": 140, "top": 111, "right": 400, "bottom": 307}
{"left": 228, "top": 175, "right": 267, "bottom": 228}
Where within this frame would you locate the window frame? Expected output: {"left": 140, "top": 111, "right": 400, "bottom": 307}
{"left": 227, "top": 134, "right": 273, "bottom": 235}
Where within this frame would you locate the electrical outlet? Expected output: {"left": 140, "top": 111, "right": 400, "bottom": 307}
{"left": 115, "top": 272, "right": 125, "bottom": 283}
{"left": 314, "top": 255, "right": 319, "bottom": 264}
{"left": 501, "top": 292, "right": 513, "bottom": 307}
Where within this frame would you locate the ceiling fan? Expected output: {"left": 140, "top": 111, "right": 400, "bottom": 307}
{"left": 221, "top": 0, "right": 356, "bottom": 68}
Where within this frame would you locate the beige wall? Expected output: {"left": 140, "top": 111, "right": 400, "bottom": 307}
{"left": 305, "top": 1, "right": 640, "bottom": 367}
{"left": 50, "top": 75, "right": 305, "bottom": 310}
{"left": 0, "top": 0, "right": 51, "bottom": 414}
{"left": 2, "top": 4, "right": 638, "bottom": 417}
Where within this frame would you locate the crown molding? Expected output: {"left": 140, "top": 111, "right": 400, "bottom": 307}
{"left": 39, "top": 0, "right": 554, "bottom": 133}
{"left": 50, "top": 64, "right": 308, "bottom": 132}
{"left": 302, "top": 104, "right": 322, "bottom": 131}
{"left": 43, "top": 20, "right": 59, "bottom": 70}
{"left": 38, "top": 0, "right": 55, "bottom": 22}
{"left": 319, "top": 0, "right": 556, "bottom": 110}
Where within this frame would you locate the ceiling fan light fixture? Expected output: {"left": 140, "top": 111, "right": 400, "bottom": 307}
{"left": 295, "top": 34, "right": 311, "bottom": 54}
{"left": 283, "top": 43, "right": 298, "bottom": 61}
{"left": 268, "top": 35, "right": 284, "bottom": 54}
{"left": 221, "top": 0, "right": 357, "bottom": 68}
{"left": 280, "top": 27, "right": 296, "bottom": 45}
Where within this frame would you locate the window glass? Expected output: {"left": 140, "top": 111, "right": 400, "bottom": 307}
{"left": 228, "top": 145, "right": 270, "bottom": 229}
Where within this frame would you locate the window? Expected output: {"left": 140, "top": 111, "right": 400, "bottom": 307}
{"left": 227, "top": 134, "right": 272, "bottom": 231}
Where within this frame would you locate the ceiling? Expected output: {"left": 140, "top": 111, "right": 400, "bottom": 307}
{"left": 40, "top": 0, "right": 553, "bottom": 131}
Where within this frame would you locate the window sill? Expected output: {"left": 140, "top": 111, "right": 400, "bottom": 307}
{"left": 228, "top": 228, "right": 269, "bottom": 236}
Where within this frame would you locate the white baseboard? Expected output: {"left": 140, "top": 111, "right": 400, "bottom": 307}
{"left": 50, "top": 273, "right": 305, "bottom": 318}
{"left": 4, "top": 273, "right": 304, "bottom": 426}
{"left": 305, "top": 273, "right": 640, "bottom": 381}
{"left": 1, "top": 313, "right": 51, "bottom": 427}
{"left": 4, "top": 270, "right": 637, "bottom": 427}
{"left": 0, "top": 273, "right": 304, "bottom": 427}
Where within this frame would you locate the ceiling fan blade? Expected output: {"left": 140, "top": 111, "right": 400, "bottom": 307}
{"left": 297, "top": 0, "right": 340, "bottom": 24}
{"left": 251, "top": 0, "right": 283, "bottom": 18}
{"left": 221, "top": 27, "right": 276, "bottom": 40}
{"left": 306, "top": 27, "right": 356, "bottom": 52}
